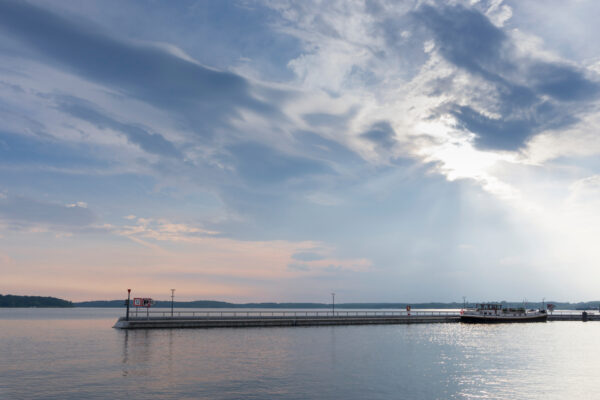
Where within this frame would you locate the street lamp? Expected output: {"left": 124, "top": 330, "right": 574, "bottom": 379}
{"left": 171, "top": 289, "right": 175, "bottom": 317}
{"left": 331, "top": 292, "right": 335, "bottom": 317}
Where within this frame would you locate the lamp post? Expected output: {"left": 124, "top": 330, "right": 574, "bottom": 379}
{"left": 170, "top": 289, "right": 175, "bottom": 317}
{"left": 462, "top": 296, "right": 466, "bottom": 310}
{"left": 126, "top": 289, "right": 131, "bottom": 321}
{"left": 331, "top": 292, "right": 335, "bottom": 317}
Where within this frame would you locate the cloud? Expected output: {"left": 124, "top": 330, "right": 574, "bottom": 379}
{"left": 57, "top": 96, "right": 182, "bottom": 158}
{"left": 0, "top": 194, "right": 95, "bottom": 229}
{"left": 414, "top": 4, "right": 507, "bottom": 77}
{"left": 529, "top": 62, "right": 598, "bottom": 101}
{"left": 302, "top": 108, "right": 355, "bottom": 128}
{"left": 2, "top": 0, "right": 600, "bottom": 302}
{"left": 225, "top": 142, "right": 332, "bottom": 185}
{"left": 118, "top": 217, "right": 219, "bottom": 243}
{"left": 287, "top": 257, "right": 371, "bottom": 274}
{"left": 0, "top": 129, "right": 108, "bottom": 170}
{"left": 66, "top": 201, "right": 87, "bottom": 208}
{"left": 447, "top": 103, "right": 577, "bottom": 151}
{"left": 0, "top": 252, "right": 16, "bottom": 266}
{"left": 361, "top": 121, "right": 397, "bottom": 148}
{"left": 415, "top": 3, "right": 600, "bottom": 151}
{"left": 291, "top": 251, "right": 326, "bottom": 261}
{"left": 0, "top": 0, "right": 281, "bottom": 138}
{"left": 287, "top": 262, "right": 310, "bottom": 271}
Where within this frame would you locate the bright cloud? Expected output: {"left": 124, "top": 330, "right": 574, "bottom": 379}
{"left": 1, "top": 0, "right": 600, "bottom": 302}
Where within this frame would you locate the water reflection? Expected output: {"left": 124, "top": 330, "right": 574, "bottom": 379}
{"left": 167, "top": 329, "right": 174, "bottom": 374}
{"left": 330, "top": 326, "right": 337, "bottom": 370}
{"left": 120, "top": 329, "right": 160, "bottom": 379}
{"left": 3, "top": 310, "right": 600, "bottom": 399}
{"left": 121, "top": 330, "right": 128, "bottom": 376}
{"left": 110, "top": 322, "right": 600, "bottom": 399}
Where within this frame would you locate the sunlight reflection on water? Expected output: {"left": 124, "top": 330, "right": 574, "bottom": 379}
{"left": 1, "top": 308, "right": 599, "bottom": 399}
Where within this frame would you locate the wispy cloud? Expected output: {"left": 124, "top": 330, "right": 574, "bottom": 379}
{"left": 0, "top": 194, "right": 95, "bottom": 229}
{"left": 57, "top": 96, "right": 182, "bottom": 159}
{"left": 2, "top": 0, "right": 600, "bottom": 301}
{"left": 0, "top": 0, "right": 281, "bottom": 136}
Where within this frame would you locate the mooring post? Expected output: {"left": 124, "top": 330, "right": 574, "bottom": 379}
{"left": 125, "top": 288, "right": 131, "bottom": 321}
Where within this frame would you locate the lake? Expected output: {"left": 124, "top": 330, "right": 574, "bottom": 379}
{"left": 1, "top": 308, "right": 599, "bottom": 399}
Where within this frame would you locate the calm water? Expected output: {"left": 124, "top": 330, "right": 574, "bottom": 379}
{"left": 1, "top": 308, "right": 599, "bottom": 399}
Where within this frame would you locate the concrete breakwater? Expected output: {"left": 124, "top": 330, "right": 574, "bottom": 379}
{"left": 112, "top": 310, "right": 599, "bottom": 329}
{"left": 113, "top": 314, "right": 459, "bottom": 329}
{"left": 548, "top": 313, "right": 600, "bottom": 321}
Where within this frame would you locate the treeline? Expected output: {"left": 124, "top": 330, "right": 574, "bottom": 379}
{"left": 4, "top": 294, "right": 597, "bottom": 309}
{"left": 0, "top": 294, "right": 73, "bottom": 307}
{"left": 74, "top": 300, "right": 600, "bottom": 310}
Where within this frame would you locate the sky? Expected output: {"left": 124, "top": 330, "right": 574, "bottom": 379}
{"left": 1, "top": 0, "right": 600, "bottom": 303}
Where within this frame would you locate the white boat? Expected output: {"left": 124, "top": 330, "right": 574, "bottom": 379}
{"left": 460, "top": 303, "right": 547, "bottom": 323}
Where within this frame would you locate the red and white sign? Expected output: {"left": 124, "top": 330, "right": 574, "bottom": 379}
{"left": 133, "top": 297, "right": 153, "bottom": 307}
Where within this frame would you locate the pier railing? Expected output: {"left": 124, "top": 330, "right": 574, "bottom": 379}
{"left": 125, "top": 309, "right": 599, "bottom": 320}
{"left": 128, "top": 310, "right": 461, "bottom": 319}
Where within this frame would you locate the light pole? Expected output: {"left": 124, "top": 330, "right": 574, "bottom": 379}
{"left": 462, "top": 296, "right": 466, "bottom": 310}
{"left": 542, "top": 297, "right": 545, "bottom": 311}
{"left": 126, "top": 289, "right": 131, "bottom": 321}
{"left": 170, "top": 289, "right": 175, "bottom": 317}
{"left": 331, "top": 292, "right": 335, "bottom": 317}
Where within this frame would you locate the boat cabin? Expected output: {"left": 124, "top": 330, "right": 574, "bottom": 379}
{"left": 474, "top": 303, "right": 503, "bottom": 315}
{"left": 472, "top": 303, "right": 528, "bottom": 316}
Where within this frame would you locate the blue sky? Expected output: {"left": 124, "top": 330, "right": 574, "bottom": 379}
{"left": 1, "top": 0, "right": 600, "bottom": 302}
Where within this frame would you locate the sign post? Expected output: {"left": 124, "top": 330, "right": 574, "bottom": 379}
{"left": 133, "top": 297, "right": 154, "bottom": 319}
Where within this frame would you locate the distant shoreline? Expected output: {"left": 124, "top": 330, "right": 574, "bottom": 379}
{"left": 71, "top": 300, "right": 600, "bottom": 310}
{"left": 3, "top": 294, "right": 600, "bottom": 310}
{"left": 0, "top": 294, "right": 73, "bottom": 308}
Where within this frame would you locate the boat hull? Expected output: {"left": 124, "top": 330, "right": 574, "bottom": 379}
{"left": 460, "top": 314, "right": 547, "bottom": 323}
